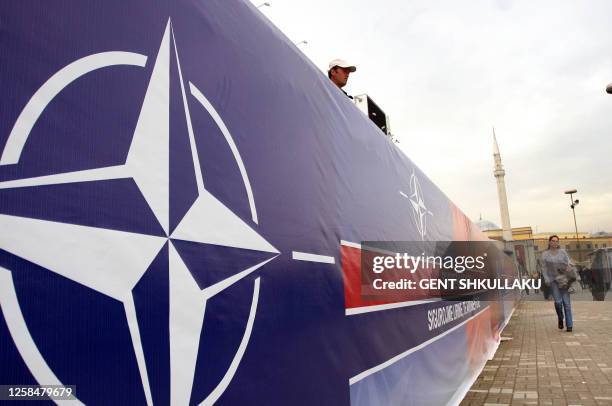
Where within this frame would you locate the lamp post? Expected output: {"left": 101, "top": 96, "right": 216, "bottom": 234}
{"left": 564, "top": 189, "right": 581, "bottom": 262}
{"left": 256, "top": 2, "right": 270, "bottom": 8}
{"left": 294, "top": 40, "right": 308, "bottom": 46}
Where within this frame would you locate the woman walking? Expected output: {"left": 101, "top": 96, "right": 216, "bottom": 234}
{"left": 540, "top": 235, "right": 574, "bottom": 332}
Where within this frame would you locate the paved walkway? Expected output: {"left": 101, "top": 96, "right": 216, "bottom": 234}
{"left": 460, "top": 294, "right": 612, "bottom": 406}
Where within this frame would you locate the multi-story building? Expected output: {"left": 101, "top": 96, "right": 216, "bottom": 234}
{"left": 532, "top": 232, "right": 612, "bottom": 264}
{"left": 478, "top": 222, "right": 612, "bottom": 266}
{"left": 476, "top": 221, "right": 538, "bottom": 276}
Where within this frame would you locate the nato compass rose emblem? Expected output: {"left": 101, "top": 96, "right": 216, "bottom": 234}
{"left": 399, "top": 171, "right": 433, "bottom": 240}
{"left": 0, "top": 19, "right": 279, "bottom": 405}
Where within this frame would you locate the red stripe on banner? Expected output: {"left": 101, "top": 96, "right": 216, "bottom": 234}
{"left": 341, "top": 243, "right": 441, "bottom": 311}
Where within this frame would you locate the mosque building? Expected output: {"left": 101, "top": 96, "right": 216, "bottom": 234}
{"left": 475, "top": 130, "right": 612, "bottom": 268}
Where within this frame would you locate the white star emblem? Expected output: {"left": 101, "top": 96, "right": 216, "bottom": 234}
{"left": 399, "top": 172, "right": 433, "bottom": 240}
{"left": 0, "top": 19, "right": 278, "bottom": 405}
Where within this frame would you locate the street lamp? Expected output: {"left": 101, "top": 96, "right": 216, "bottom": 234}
{"left": 294, "top": 40, "right": 308, "bottom": 46}
{"left": 607, "top": 83, "right": 612, "bottom": 94}
{"left": 256, "top": 2, "right": 270, "bottom": 8}
{"left": 564, "top": 189, "right": 581, "bottom": 262}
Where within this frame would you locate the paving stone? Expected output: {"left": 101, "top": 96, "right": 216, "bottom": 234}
{"left": 459, "top": 301, "right": 612, "bottom": 406}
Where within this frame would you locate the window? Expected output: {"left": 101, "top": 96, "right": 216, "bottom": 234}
{"left": 565, "top": 245, "right": 571, "bottom": 249}
{"left": 595, "top": 244, "right": 599, "bottom": 248}
{"left": 534, "top": 246, "right": 538, "bottom": 251}
{"left": 586, "top": 244, "right": 592, "bottom": 249}
{"left": 604, "top": 244, "right": 608, "bottom": 248}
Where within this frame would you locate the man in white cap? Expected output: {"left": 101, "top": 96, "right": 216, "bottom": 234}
{"left": 328, "top": 58, "right": 356, "bottom": 98}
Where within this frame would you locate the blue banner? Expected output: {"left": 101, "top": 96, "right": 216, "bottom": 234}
{"left": 0, "top": 1, "right": 517, "bottom": 404}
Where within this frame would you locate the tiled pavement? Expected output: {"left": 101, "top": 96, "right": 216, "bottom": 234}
{"left": 460, "top": 296, "right": 612, "bottom": 406}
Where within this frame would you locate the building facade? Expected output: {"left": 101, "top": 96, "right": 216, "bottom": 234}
{"left": 482, "top": 226, "right": 612, "bottom": 266}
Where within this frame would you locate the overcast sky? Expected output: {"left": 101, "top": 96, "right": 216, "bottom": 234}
{"left": 251, "top": 0, "right": 612, "bottom": 233}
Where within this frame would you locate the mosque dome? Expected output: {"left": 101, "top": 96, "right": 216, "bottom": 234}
{"left": 475, "top": 219, "right": 499, "bottom": 231}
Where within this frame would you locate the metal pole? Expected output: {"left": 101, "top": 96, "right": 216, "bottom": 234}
{"left": 568, "top": 192, "right": 581, "bottom": 262}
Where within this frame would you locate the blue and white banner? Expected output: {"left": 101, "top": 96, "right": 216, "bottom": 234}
{"left": 0, "top": 1, "right": 517, "bottom": 404}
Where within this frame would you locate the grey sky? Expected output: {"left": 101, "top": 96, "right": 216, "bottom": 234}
{"left": 252, "top": 0, "right": 612, "bottom": 233}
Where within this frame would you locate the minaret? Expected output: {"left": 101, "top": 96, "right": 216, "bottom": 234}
{"left": 493, "top": 128, "right": 513, "bottom": 241}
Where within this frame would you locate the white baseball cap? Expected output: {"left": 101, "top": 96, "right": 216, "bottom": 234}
{"left": 328, "top": 58, "right": 357, "bottom": 72}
